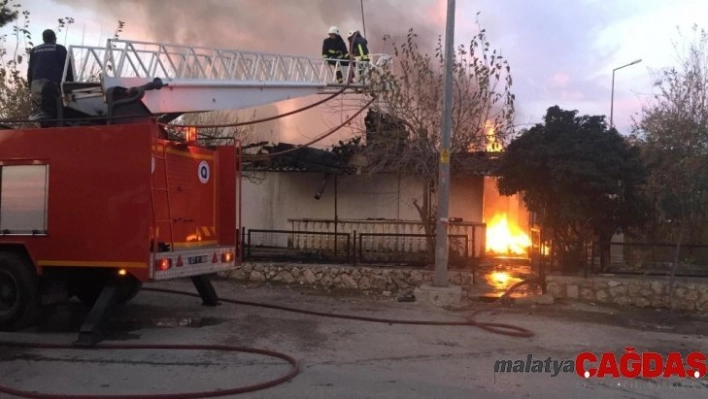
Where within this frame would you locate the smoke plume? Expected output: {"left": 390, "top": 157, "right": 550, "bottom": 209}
{"left": 56, "top": 0, "right": 442, "bottom": 53}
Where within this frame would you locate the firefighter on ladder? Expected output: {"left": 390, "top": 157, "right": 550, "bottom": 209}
{"left": 322, "top": 26, "right": 349, "bottom": 84}
{"left": 347, "top": 30, "right": 370, "bottom": 84}
{"left": 27, "top": 29, "right": 74, "bottom": 127}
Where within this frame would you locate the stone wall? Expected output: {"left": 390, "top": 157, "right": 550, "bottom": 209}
{"left": 546, "top": 274, "right": 708, "bottom": 312}
{"left": 228, "top": 262, "right": 474, "bottom": 297}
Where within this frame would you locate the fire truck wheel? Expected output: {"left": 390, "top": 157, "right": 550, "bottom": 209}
{"left": 0, "top": 252, "right": 40, "bottom": 331}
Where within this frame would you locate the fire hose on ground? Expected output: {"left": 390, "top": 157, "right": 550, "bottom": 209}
{"left": 0, "top": 276, "right": 541, "bottom": 399}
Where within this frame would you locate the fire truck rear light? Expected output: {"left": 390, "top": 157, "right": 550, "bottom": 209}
{"left": 176, "top": 255, "right": 183, "bottom": 267}
{"left": 156, "top": 258, "right": 171, "bottom": 270}
{"left": 222, "top": 252, "right": 233, "bottom": 262}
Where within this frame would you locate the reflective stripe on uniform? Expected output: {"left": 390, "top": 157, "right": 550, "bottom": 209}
{"left": 357, "top": 45, "right": 370, "bottom": 60}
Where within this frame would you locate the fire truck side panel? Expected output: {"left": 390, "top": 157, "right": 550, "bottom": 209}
{"left": 0, "top": 123, "right": 154, "bottom": 282}
{"left": 152, "top": 143, "right": 217, "bottom": 249}
{"left": 216, "top": 146, "right": 237, "bottom": 253}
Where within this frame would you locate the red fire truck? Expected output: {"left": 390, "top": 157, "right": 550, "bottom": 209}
{"left": 0, "top": 39, "right": 380, "bottom": 345}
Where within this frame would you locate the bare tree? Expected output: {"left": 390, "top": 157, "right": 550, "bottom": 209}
{"left": 348, "top": 17, "right": 516, "bottom": 242}
{"left": 0, "top": 0, "right": 18, "bottom": 28}
{"left": 0, "top": 0, "right": 32, "bottom": 128}
{"left": 0, "top": 3, "right": 123, "bottom": 127}
{"left": 165, "top": 110, "right": 269, "bottom": 183}
{"left": 632, "top": 24, "right": 708, "bottom": 310}
{"left": 166, "top": 111, "right": 251, "bottom": 144}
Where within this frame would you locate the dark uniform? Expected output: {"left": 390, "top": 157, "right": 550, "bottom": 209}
{"left": 322, "top": 27, "right": 349, "bottom": 83}
{"left": 347, "top": 31, "right": 370, "bottom": 83}
{"left": 27, "top": 29, "right": 74, "bottom": 125}
{"left": 348, "top": 32, "right": 370, "bottom": 61}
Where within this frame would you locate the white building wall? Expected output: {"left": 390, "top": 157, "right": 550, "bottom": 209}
{"left": 240, "top": 171, "right": 484, "bottom": 230}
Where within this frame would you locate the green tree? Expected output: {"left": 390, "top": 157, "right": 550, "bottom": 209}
{"left": 632, "top": 25, "right": 708, "bottom": 308}
{"left": 497, "top": 105, "right": 649, "bottom": 272}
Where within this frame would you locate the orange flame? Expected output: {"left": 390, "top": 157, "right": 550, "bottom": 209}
{"left": 485, "top": 213, "right": 531, "bottom": 255}
{"left": 486, "top": 121, "right": 502, "bottom": 152}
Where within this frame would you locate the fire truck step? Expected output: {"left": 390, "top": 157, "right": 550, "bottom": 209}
{"left": 191, "top": 275, "right": 220, "bottom": 307}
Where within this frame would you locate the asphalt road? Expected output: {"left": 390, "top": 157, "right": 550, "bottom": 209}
{"left": 1, "top": 278, "right": 707, "bottom": 398}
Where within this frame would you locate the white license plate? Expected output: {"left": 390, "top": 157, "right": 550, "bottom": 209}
{"left": 187, "top": 255, "right": 209, "bottom": 265}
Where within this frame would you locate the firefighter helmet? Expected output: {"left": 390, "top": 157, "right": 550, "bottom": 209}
{"left": 328, "top": 26, "right": 340, "bottom": 36}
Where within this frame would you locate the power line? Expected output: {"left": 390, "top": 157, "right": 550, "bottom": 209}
{"left": 244, "top": 95, "right": 376, "bottom": 160}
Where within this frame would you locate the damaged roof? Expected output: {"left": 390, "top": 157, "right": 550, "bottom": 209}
{"left": 243, "top": 143, "right": 351, "bottom": 174}
{"left": 243, "top": 109, "right": 505, "bottom": 175}
{"left": 243, "top": 143, "right": 502, "bottom": 176}
{"left": 451, "top": 151, "right": 502, "bottom": 175}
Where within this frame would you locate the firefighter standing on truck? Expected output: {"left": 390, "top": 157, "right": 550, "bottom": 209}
{"left": 347, "top": 30, "right": 370, "bottom": 83}
{"left": 27, "top": 29, "right": 74, "bottom": 126}
{"left": 322, "top": 26, "right": 349, "bottom": 83}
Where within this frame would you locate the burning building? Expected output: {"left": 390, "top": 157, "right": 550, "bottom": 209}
{"left": 482, "top": 176, "right": 533, "bottom": 258}
{"left": 478, "top": 121, "right": 534, "bottom": 260}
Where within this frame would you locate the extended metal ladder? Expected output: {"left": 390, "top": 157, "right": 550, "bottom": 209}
{"left": 61, "top": 39, "right": 392, "bottom": 116}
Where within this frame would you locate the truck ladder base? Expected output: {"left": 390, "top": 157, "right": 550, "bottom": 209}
{"left": 73, "top": 281, "right": 130, "bottom": 347}
{"left": 191, "top": 275, "right": 220, "bottom": 306}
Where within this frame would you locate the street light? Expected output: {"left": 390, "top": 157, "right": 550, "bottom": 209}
{"left": 610, "top": 58, "right": 642, "bottom": 129}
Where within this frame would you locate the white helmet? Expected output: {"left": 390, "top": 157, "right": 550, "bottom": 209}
{"left": 347, "top": 30, "right": 357, "bottom": 38}
{"left": 328, "top": 26, "right": 340, "bottom": 35}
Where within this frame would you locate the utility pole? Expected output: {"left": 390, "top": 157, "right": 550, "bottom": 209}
{"left": 434, "top": 0, "right": 455, "bottom": 287}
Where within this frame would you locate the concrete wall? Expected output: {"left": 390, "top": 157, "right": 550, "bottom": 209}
{"left": 228, "top": 261, "right": 475, "bottom": 297}
{"left": 241, "top": 172, "right": 484, "bottom": 230}
{"left": 546, "top": 274, "right": 708, "bottom": 312}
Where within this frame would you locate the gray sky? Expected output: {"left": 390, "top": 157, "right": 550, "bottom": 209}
{"left": 18, "top": 0, "right": 708, "bottom": 144}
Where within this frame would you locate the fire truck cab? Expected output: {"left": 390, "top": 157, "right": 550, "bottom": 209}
{"left": 0, "top": 39, "right": 384, "bottom": 345}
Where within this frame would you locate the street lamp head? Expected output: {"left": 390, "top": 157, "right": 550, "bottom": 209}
{"left": 613, "top": 59, "right": 643, "bottom": 72}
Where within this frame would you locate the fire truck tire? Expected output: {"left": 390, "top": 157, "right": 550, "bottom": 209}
{"left": 0, "top": 252, "right": 40, "bottom": 331}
